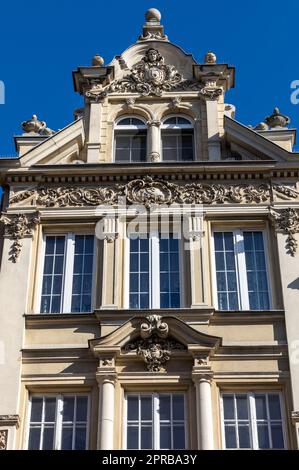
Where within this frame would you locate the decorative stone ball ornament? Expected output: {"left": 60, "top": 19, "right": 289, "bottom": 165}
{"left": 145, "top": 8, "right": 162, "bottom": 23}
{"left": 204, "top": 51, "right": 217, "bottom": 64}
{"left": 92, "top": 54, "right": 104, "bottom": 66}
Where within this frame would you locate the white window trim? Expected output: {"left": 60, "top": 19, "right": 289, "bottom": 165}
{"left": 123, "top": 392, "right": 187, "bottom": 450}
{"left": 124, "top": 231, "right": 184, "bottom": 309}
{"left": 211, "top": 228, "right": 272, "bottom": 311}
{"left": 161, "top": 114, "right": 194, "bottom": 129}
{"left": 38, "top": 232, "right": 95, "bottom": 314}
{"left": 25, "top": 393, "right": 90, "bottom": 450}
{"left": 220, "top": 391, "right": 287, "bottom": 450}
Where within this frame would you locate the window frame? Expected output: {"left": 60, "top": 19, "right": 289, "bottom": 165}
{"left": 161, "top": 115, "right": 195, "bottom": 162}
{"left": 211, "top": 228, "right": 272, "bottom": 311}
{"left": 123, "top": 392, "right": 188, "bottom": 450}
{"left": 113, "top": 116, "right": 147, "bottom": 164}
{"left": 25, "top": 393, "right": 90, "bottom": 450}
{"left": 124, "top": 229, "right": 185, "bottom": 309}
{"left": 37, "top": 232, "right": 96, "bottom": 314}
{"left": 220, "top": 391, "right": 287, "bottom": 450}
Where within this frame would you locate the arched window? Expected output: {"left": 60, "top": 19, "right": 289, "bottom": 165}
{"left": 114, "top": 117, "right": 147, "bottom": 163}
{"left": 161, "top": 116, "right": 194, "bottom": 162}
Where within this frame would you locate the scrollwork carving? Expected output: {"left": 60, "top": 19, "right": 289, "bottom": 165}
{"left": 8, "top": 179, "right": 299, "bottom": 209}
{"left": 0, "top": 430, "right": 8, "bottom": 450}
{"left": 0, "top": 212, "right": 40, "bottom": 262}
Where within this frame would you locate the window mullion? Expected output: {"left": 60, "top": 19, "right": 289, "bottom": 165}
{"left": 154, "top": 393, "right": 160, "bottom": 450}
{"left": 234, "top": 230, "right": 250, "bottom": 310}
{"left": 249, "top": 393, "right": 258, "bottom": 450}
{"left": 62, "top": 233, "right": 75, "bottom": 313}
{"left": 40, "top": 397, "right": 45, "bottom": 450}
{"left": 55, "top": 396, "right": 63, "bottom": 450}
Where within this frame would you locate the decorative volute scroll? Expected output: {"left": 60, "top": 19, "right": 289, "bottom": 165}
{"left": 0, "top": 212, "right": 40, "bottom": 262}
{"left": 9, "top": 178, "right": 299, "bottom": 209}
{"left": 270, "top": 207, "right": 299, "bottom": 256}
{"left": 123, "top": 315, "right": 186, "bottom": 372}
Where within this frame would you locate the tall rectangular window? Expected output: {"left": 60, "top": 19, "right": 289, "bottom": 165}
{"left": 125, "top": 393, "right": 186, "bottom": 450}
{"left": 213, "top": 230, "right": 270, "bottom": 310}
{"left": 28, "top": 395, "right": 89, "bottom": 450}
{"left": 221, "top": 392, "right": 285, "bottom": 449}
{"left": 129, "top": 233, "right": 181, "bottom": 309}
{"left": 40, "top": 234, "right": 94, "bottom": 313}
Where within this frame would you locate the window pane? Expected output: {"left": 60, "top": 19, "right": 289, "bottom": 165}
{"left": 28, "top": 427, "right": 41, "bottom": 450}
{"left": 214, "top": 232, "right": 239, "bottom": 310}
{"left": 31, "top": 398, "right": 43, "bottom": 422}
{"left": 61, "top": 427, "right": 73, "bottom": 450}
{"left": 42, "top": 427, "right": 55, "bottom": 450}
{"left": 160, "top": 426, "right": 171, "bottom": 449}
{"left": 173, "top": 395, "right": 184, "bottom": 420}
{"left": 127, "top": 426, "right": 139, "bottom": 449}
{"left": 238, "top": 425, "right": 250, "bottom": 448}
{"left": 173, "top": 426, "right": 185, "bottom": 449}
{"left": 257, "top": 425, "right": 270, "bottom": 449}
{"left": 141, "top": 426, "right": 152, "bottom": 449}
{"left": 127, "top": 396, "right": 139, "bottom": 421}
{"left": 236, "top": 396, "right": 248, "bottom": 420}
{"left": 271, "top": 425, "right": 284, "bottom": 449}
{"left": 268, "top": 395, "right": 281, "bottom": 420}
{"left": 159, "top": 396, "right": 171, "bottom": 421}
{"left": 255, "top": 395, "right": 267, "bottom": 420}
{"left": 225, "top": 425, "right": 237, "bottom": 448}
{"left": 141, "top": 397, "right": 152, "bottom": 421}
{"left": 63, "top": 397, "right": 75, "bottom": 422}
{"left": 76, "top": 397, "right": 88, "bottom": 422}
{"left": 129, "top": 238, "right": 149, "bottom": 309}
{"left": 223, "top": 396, "right": 235, "bottom": 420}
{"left": 44, "top": 398, "right": 56, "bottom": 422}
{"left": 75, "top": 427, "right": 87, "bottom": 450}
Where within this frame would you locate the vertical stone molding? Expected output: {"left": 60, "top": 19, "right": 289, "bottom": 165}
{"left": 147, "top": 120, "right": 161, "bottom": 162}
{"left": 86, "top": 100, "right": 102, "bottom": 163}
{"left": 96, "top": 357, "right": 117, "bottom": 450}
{"left": 0, "top": 212, "right": 40, "bottom": 262}
{"left": 0, "top": 415, "right": 20, "bottom": 450}
{"left": 192, "top": 357, "right": 214, "bottom": 450}
{"left": 100, "top": 217, "right": 120, "bottom": 309}
{"left": 186, "top": 215, "right": 206, "bottom": 307}
{"left": 0, "top": 430, "right": 8, "bottom": 450}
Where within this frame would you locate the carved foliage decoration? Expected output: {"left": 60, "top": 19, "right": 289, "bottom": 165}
{"left": 123, "top": 315, "right": 185, "bottom": 372}
{"left": 0, "top": 430, "right": 8, "bottom": 450}
{"left": 10, "top": 178, "right": 299, "bottom": 209}
{"left": 87, "top": 49, "right": 202, "bottom": 99}
{"left": 270, "top": 207, "right": 299, "bottom": 256}
{"left": 0, "top": 212, "right": 40, "bottom": 262}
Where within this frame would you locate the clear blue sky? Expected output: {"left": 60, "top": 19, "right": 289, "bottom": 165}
{"left": 0, "top": 0, "right": 299, "bottom": 156}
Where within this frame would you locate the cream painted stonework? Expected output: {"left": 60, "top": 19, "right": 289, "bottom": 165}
{"left": 1, "top": 8, "right": 299, "bottom": 450}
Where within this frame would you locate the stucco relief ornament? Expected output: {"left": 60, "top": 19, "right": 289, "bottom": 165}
{"left": 0, "top": 212, "right": 40, "bottom": 262}
{"left": 0, "top": 430, "right": 8, "bottom": 450}
{"left": 270, "top": 207, "right": 299, "bottom": 256}
{"left": 105, "top": 49, "right": 201, "bottom": 97}
{"left": 124, "top": 315, "right": 185, "bottom": 372}
{"left": 117, "top": 176, "right": 175, "bottom": 208}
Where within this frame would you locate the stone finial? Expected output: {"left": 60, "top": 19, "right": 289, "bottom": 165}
{"left": 264, "top": 107, "right": 290, "bottom": 128}
{"left": 92, "top": 54, "right": 104, "bottom": 66}
{"left": 204, "top": 51, "right": 217, "bottom": 64}
{"left": 21, "top": 114, "right": 55, "bottom": 136}
{"left": 145, "top": 8, "right": 161, "bottom": 22}
{"left": 139, "top": 8, "right": 168, "bottom": 41}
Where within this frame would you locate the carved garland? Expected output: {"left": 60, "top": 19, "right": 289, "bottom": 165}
{"left": 9, "top": 178, "right": 299, "bottom": 208}
{"left": 270, "top": 207, "right": 299, "bottom": 256}
{"left": 123, "top": 315, "right": 185, "bottom": 372}
{"left": 0, "top": 212, "right": 40, "bottom": 262}
{"left": 0, "top": 430, "right": 8, "bottom": 451}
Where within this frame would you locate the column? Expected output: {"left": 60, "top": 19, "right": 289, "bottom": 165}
{"left": 97, "top": 375, "right": 116, "bottom": 450}
{"left": 192, "top": 357, "right": 214, "bottom": 450}
{"left": 147, "top": 120, "right": 161, "bottom": 162}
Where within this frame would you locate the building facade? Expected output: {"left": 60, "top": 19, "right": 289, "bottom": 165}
{"left": 0, "top": 8, "right": 299, "bottom": 450}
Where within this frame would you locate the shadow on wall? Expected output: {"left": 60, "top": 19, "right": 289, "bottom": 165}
{"left": 287, "top": 278, "right": 299, "bottom": 290}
